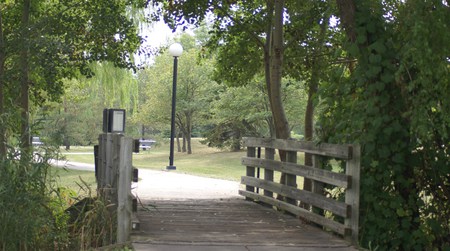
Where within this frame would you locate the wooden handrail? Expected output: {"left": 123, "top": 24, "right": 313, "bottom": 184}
{"left": 240, "top": 137, "right": 360, "bottom": 245}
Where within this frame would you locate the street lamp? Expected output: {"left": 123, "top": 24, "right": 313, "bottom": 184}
{"left": 167, "top": 43, "right": 183, "bottom": 170}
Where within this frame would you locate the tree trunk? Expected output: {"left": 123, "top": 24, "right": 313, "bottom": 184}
{"left": 186, "top": 111, "right": 192, "bottom": 154}
{"left": 182, "top": 132, "right": 186, "bottom": 152}
{"left": 270, "top": 0, "right": 290, "bottom": 141}
{"left": 302, "top": 15, "right": 328, "bottom": 207}
{"left": 19, "top": 0, "right": 31, "bottom": 152}
{"left": 336, "top": 0, "right": 356, "bottom": 43}
{"left": 0, "top": 12, "right": 6, "bottom": 157}
{"left": 336, "top": 0, "right": 357, "bottom": 72}
{"left": 176, "top": 131, "right": 181, "bottom": 152}
{"left": 263, "top": 2, "right": 275, "bottom": 137}
{"left": 269, "top": 0, "right": 292, "bottom": 201}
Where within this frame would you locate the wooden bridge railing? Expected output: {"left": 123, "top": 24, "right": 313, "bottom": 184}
{"left": 239, "top": 137, "right": 360, "bottom": 245}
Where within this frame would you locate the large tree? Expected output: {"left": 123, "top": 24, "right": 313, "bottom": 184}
{"left": 0, "top": 0, "right": 145, "bottom": 157}
{"left": 152, "top": 0, "right": 291, "bottom": 140}
{"left": 320, "top": 0, "right": 450, "bottom": 249}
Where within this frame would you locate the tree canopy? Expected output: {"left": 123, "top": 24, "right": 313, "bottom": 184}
{"left": 0, "top": 0, "right": 146, "bottom": 154}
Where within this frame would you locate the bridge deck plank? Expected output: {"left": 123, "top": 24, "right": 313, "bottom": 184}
{"left": 132, "top": 198, "right": 357, "bottom": 250}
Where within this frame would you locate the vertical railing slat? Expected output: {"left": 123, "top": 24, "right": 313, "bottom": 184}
{"left": 245, "top": 147, "right": 256, "bottom": 199}
{"left": 264, "top": 148, "right": 275, "bottom": 198}
{"left": 345, "top": 145, "right": 360, "bottom": 245}
{"left": 285, "top": 150, "right": 297, "bottom": 205}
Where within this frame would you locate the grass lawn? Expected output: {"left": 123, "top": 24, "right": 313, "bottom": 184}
{"left": 58, "top": 138, "right": 311, "bottom": 189}
{"left": 61, "top": 138, "right": 247, "bottom": 182}
{"left": 51, "top": 167, "right": 96, "bottom": 196}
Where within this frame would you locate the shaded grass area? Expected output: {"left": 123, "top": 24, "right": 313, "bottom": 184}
{"left": 51, "top": 167, "right": 96, "bottom": 195}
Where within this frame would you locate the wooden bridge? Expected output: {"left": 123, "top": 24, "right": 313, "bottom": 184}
{"left": 129, "top": 137, "right": 360, "bottom": 250}
{"left": 132, "top": 199, "right": 357, "bottom": 250}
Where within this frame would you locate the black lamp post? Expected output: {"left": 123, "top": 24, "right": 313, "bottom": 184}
{"left": 167, "top": 43, "right": 183, "bottom": 170}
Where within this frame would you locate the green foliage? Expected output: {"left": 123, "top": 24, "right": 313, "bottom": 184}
{"left": 0, "top": 0, "right": 145, "bottom": 150}
{"left": 0, "top": 136, "right": 120, "bottom": 250}
{"left": 0, "top": 148, "right": 70, "bottom": 250}
{"left": 135, "top": 34, "right": 219, "bottom": 152}
{"left": 319, "top": 0, "right": 449, "bottom": 249}
{"left": 1, "top": 0, "right": 142, "bottom": 103}
{"left": 67, "top": 196, "right": 117, "bottom": 250}
{"left": 37, "top": 62, "right": 140, "bottom": 147}
{"left": 202, "top": 76, "right": 307, "bottom": 150}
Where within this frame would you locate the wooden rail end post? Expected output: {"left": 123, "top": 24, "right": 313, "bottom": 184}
{"left": 345, "top": 144, "right": 360, "bottom": 245}
{"left": 117, "top": 137, "right": 133, "bottom": 243}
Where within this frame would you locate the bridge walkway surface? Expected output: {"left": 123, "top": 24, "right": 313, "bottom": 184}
{"left": 131, "top": 198, "right": 358, "bottom": 251}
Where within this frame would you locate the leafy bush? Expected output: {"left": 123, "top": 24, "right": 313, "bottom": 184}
{"left": 0, "top": 145, "right": 120, "bottom": 251}
{"left": 0, "top": 148, "right": 70, "bottom": 250}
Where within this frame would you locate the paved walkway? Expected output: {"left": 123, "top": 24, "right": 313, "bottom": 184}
{"left": 52, "top": 159, "right": 240, "bottom": 200}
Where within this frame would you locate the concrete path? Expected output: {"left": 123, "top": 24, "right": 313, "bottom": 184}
{"left": 51, "top": 159, "right": 240, "bottom": 200}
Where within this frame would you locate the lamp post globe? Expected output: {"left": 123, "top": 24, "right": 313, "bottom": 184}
{"left": 167, "top": 43, "right": 183, "bottom": 170}
{"left": 169, "top": 43, "right": 183, "bottom": 57}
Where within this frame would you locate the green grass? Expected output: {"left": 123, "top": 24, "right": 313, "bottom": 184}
{"left": 61, "top": 138, "right": 246, "bottom": 181}
{"left": 60, "top": 139, "right": 343, "bottom": 189}
{"left": 51, "top": 167, "right": 96, "bottom": 195}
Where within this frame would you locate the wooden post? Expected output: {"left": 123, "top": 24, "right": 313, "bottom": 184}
{"left": 312, "top": 155, "right": 324, "bottom": 215}
{"left": 264, "top": 148, "right": 275, "bottom": 198}
{"left": 345, "top": 145, "right": 360, "bottom": 245}
{"left": 117, "top": 137, "right": 132, "bottom": 243}
{"left": 97, "top": 133, "right": 119, "bottom": 204}
{"left": 97, "top": 133, "right": 134, "bottom": 243}
{"left": 285, "top": 150, "right": 297, "bottom": 205}
{"left": 245, "top": 146, "right": 256, "bottom": 197}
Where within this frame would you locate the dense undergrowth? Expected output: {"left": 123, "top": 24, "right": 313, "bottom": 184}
{"left": 0, "top": 146, "right": 119, "bottom": 251}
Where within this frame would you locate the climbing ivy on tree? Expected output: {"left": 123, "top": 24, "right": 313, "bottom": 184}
{"left": 320, "top": 0, "right": 449, "bottom": 249}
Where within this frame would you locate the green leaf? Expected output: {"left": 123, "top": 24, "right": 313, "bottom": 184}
{"left": 380, "top": 72, "right": 394, "bottom": 83}
{"left": 369, "top": 53, "right": 382, "bottom": 64}
{"left": 392, "top": 153, "right": 405, "bottom": 164}
{"left": 369, "top": 40, "right": 386, "bottom": 54}
{"left": 370, "top": 160, "right": 379, "bottom": 168}
{"left": 357, "top": 34, "right": 367, "bottom": 44}
{"left": 396, "top": 208, "right": 406, "bottom": 217}
{"left": 348, "top": 43, "right": 360, "bottom": 56}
